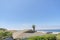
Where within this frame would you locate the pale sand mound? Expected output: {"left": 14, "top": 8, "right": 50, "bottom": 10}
{"left": 12, "top": 30, "right": 46, "bottom": 39}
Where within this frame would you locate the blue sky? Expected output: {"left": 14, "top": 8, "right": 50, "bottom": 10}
{"left": 0, "top": 0, "right": 60, "bottom": 30}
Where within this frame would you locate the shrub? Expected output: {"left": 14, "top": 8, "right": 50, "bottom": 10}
{"left": 0, "top": 31, "right": 12, "bottom": 40}
{"left": 28, "top": 34, "right": 56, "bottom": 40}
{"left": 56, "top": 34, "right": 60, "bottom": 40}
{"left": 0, "top": 28, "right": 7, "bottom": 31}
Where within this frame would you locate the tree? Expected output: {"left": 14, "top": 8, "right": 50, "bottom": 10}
{"left": 32, "top": 25, "right": 35, "bottom": 32}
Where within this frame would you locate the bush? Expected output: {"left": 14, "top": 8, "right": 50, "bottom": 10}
{"left": 0, "top": 31, "right": 12, "bottom": 40}
{"left": 56, "top": 34, "right": 60, "bottom": 40}
{"left": 0, "top": 28, "right": 7, "bottom": 31}
{"left": 28, "top": 34, "right": 56, "bottom": 40}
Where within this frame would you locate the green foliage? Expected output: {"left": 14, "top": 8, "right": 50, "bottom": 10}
{"left": 32, "top": 25, "right": 35, "bottom": 28}
{"left": 0, "top": 31, "right": 12, "bottom": 40}
{"left": 28, "top": 34, "right": 56, "bottom": 40}
{"left": 56, "top": 34, "right": 60, "bottom": 40}
{"left": 32, "top": 25, "right": 35, "bottom": 32}
{"left": 0, "top": 28, "right": 7, "bottom": 31}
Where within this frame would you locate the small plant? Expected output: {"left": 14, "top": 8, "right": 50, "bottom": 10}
{"left": 0, "top": 31, "right": 12, "bottom": 40}
{"left": 28, "top": 34, "right": 56, "bottom": 40}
